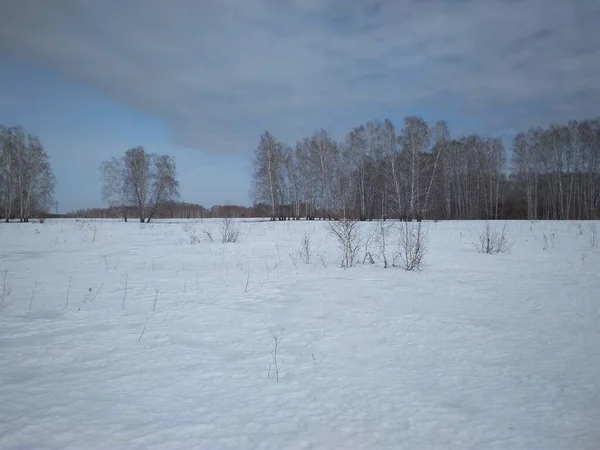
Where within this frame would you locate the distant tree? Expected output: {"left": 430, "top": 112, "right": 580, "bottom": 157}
{"left": 99, "top": 146, "right": 179, "bottom": 223}
{"left": 0, "top": 125, "right": 14, "bottom": 221}
{"left": 0, "top": 125, "right": 55, "bottom": 221}
{"left": 251, "top": 132, "right": 283, "bottom": 220}
{"left": 100, "top": 157, "right": 128, "bottom": 221}
{"left": 400, "top": 116, "right": 430, "bottom": 220}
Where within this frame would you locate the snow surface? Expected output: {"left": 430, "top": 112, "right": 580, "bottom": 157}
{"left": 0, "top": 219, "right": 599, "bottom": 449}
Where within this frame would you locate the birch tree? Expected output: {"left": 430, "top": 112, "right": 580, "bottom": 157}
{"left": 100, "top": 146, "right": 179, "bottom": 223}
{"left": 400, "top": 116, "right": 430, "bottom": 220}
{"left": 251, "top": 131, "right": 282, "bottom": 221}
{"left": 0, "top": 126, "right": 55, "bottom": 221}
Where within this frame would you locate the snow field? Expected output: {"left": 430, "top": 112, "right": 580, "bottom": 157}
{"left": 0, "top": 219, "right": 599, "bottom": 449}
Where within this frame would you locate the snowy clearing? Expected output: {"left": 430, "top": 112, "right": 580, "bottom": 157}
{"left": 1, "top": 219, "right": 599, "bottom": 449}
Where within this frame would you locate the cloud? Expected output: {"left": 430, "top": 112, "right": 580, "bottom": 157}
{"left": 1, "top": 0, "right": 599, "bottom": 151}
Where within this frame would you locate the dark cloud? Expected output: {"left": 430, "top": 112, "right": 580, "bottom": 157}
{"left": 1, "top": 0, "right": 599, "bottom": 151}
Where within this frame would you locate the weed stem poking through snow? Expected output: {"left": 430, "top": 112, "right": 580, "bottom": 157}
{"left": 138, "top": 317, "right": 149, "bottom": 341}
{"left": 153, "top": 290, "right": 159, "bottom": 312}
{"left": 29, "top": 279, "right": 38, "bottom": 310}
{"left": 268, "top": 328, "right": 284, "bottom": 383}
{"left": 66, "top": 276, "right": 71, "bottom": 307}
{"left": 123, "top": 273, "right": 128, "bottom": 309}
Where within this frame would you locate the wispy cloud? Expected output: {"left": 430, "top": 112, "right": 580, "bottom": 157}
{"left": 1, "top": 0, "right": 599, "bottom": 151}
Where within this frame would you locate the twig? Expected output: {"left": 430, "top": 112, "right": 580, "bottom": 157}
{"left": 275, "top": 243, "right": 281, "bottom": 264}
{"left": 153, "top": 289, "right": 159, "bottom": 312}
{"left": 122, "top": 273, "right": 128, "bottom": 309}
{"left": 138, "top": 317, "right": 149, "bottom": 341}
{"left": 136, "top": 284, "right": 147, "bottom": 295}
{"left": 66, "top": 276, "right": 71, "bottom": 307}
{"left": 318, "top": 253, "right": 327, "bottom": 268}
{"left": 268, "top": 328, "right": 285, "bottom": 383}
{"left": 288, "top": 252, "right": 298, "bottom": 270}
{"left": 29, "top": 279, "right": 39, "bottom": 310}
{"left": 265, "top": 261, "right": 280, "bottom": 282}
{"left": 1, "top": 269, "right": 10, "bottom": 303}
{"left": 90, "top": 283, "right": 104, "bottom": 303}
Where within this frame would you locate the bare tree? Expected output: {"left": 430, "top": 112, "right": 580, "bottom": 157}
{"left": 252, "top": 132, "right": 283, "bottom": 221}
{"left": 100, "top": 157, "right": 128, "bottom": 221}
{"left": 0, "top": 125, "right": 14, "bottom": 221}
{"left": 296, "top": 138, "right": 320, "bottom": 219}
{"left": 21, "top": 134, "right": 55, "bottom": 220}
{"left": 124, "top": 146, "right": 151, "bottom": 222}
{"left": 326, "top": 218, "right": 362, "bottom": 268}
{"left": 100, "top": 146, "right": 179, "bottom": 223}
{"left": 0, "top": 125, "right": 54, "bottom": 221}
{"left": 146, "top": 154, "right": 179, "bottom": 222}
{"left": 401, "top": 116, "right": 430, "bottom": 221}
{"left": 308, "top": 129, "right": 339, "bottom": 219}
{"left": 374, "top": 219, "right": 394, "bottom": 268}
{"left": 395, "top": 221, "right": 428, "bottom": 270}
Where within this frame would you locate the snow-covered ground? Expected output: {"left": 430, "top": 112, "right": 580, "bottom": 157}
{"left": 0, "top": 218, "right": 599, "bottom": 449}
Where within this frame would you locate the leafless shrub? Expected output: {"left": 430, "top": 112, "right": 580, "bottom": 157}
{"left": 588, "top": 223, "right": 599, "bottom": 248}
{"left": 182, "top": 223, "right": 200, "bottom": 244}
{"left": 375, "top": 220, "right": 394, "bottom": 268}
{"left": 325, "top": 218, "right": 362, "bottom": 268}
{"left": 475, "top": 221, "right": 512, "bottom": 254}
{"left": 318, "top": 252, "right": 328, "bottom": 268}
{"left": 299, "top": 230, "right": 312, "bottom": 264}
{"left": 394, "top": 221, "right": 428, "bottom": 271}
{"left": 202, "top": 230, "right": 214, "bottom": 243}
{"left": 220, "top": 217, "right": 241, "bottom": 243}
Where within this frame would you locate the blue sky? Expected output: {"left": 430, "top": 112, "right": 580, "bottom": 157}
{"left": 1, "top": 0, "right": 599, "bottom": 212}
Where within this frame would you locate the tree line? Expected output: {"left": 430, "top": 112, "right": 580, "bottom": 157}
{"left": 0, "top": 125, "right": 55, "bottom": 222}
{"left": 251, "top": 116, "right": 600, "bottom": 221}
{"left": 4, "top": 115, "right": 598, "bottom": 223}
{"left": 67, "top": 202, "right": 269, "bottom": 220}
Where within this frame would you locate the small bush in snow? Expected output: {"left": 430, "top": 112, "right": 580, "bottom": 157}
{"left": 220, "top": 217, "right": 241, "bottom": 243}
{"left": 475, "top": 221, "right": 512, "bottom": 254}
{"left": 394, "top": 221, "right": 428, "bottom": 271}
{"left": 298, "top": 230, "right": 312, "bottom": 264}
{"left": 182, "top": 223, "right": 199, "bottom": 244}
{"left": 326, "top": 218, "right": 362, "bottom": 269}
